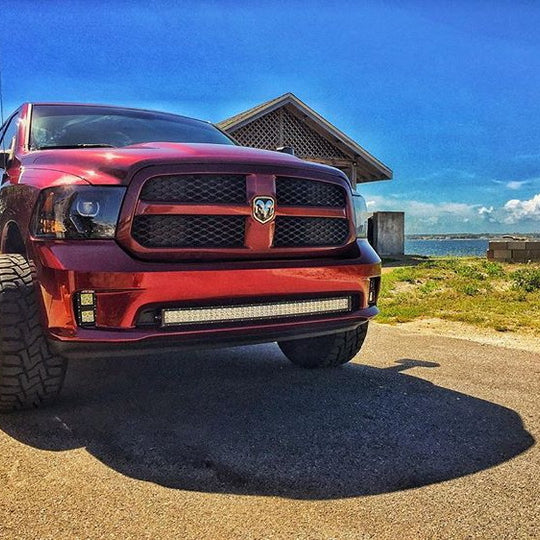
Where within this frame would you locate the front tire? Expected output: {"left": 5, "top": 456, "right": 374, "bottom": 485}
{"left": 0, "top": 254, "right": 67, "bottom": 412}
{"left": 278, "top": 322, "right": 369, "bottom": 369}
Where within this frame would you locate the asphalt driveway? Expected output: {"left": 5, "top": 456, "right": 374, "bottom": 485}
{"left": 0, "top": 324, "right": 538, "bottom": 538}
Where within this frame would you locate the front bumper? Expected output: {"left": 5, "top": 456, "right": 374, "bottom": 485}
{"left": 31, "top": 239, "right": 381, "bottom": 352}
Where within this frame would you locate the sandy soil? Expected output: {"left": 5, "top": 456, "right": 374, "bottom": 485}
{"left": 380, "top": 319, "right": 540, "bottom": 354}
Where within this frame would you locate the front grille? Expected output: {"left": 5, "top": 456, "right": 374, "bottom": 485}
{"left": 140, "top": 174, "right": 247, "bottom": 204}
{"left": 132, "top": 215, "right": 245, "bottom": 248}
{"left": 127, "top": 172, "right": 353, "bottom": 257}
{"left": 276, "top": 177, "right": 346, "bottom": 207}
{"left": 274, "top": 217, "right": 350, "bottom": 247}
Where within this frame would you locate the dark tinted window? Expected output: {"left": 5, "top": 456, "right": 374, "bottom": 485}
{"left": 0, "top": 113, "right": 19, "bottom": 153}
{"left": 30, "top": 105, "right": 234, "bottom": 149}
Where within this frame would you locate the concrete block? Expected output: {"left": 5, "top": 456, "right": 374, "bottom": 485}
{"left": 486, "top": 250, "right": 494, "bottom": 260}
{"left": 369, "top": 212, "right": 404, "bottom": 256}
{"left": 489, "top": 241, "right": 508, "bottom": 250}
{"left": 525, "top": 241, "right": 540, "bottom": 249}
{"left": 508, "top": 242, "right": 527, "bottom": 250}
{"left": 526, "top": 250, "right": 540, "bottom": 262}
{"left": 510, "top": 249, "right": 540, "bottom": 262}
{"left": 512, "top": 251, "right": 530, "bottom": 262}
{"left": 493, "top": 249, "right": 512, "bottom": 259}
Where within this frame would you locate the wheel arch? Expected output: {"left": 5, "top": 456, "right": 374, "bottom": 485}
{"left": 1, "top": 220, "right": 27, "bottom": 257}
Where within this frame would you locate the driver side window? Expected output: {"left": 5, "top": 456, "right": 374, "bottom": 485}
{"left": 0, "top": 113, "right": 20, "bottom": 154}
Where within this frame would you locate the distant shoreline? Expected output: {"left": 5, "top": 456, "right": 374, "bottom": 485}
{"left": 406, "top": 233, "right": 540, "bottom": 241}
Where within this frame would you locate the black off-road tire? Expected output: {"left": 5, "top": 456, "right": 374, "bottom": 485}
{"left": 0, "top": 254, "right": 67, "bottom": 412}
{"left": 278, "top": 322, "right": 369, "bottom": 369}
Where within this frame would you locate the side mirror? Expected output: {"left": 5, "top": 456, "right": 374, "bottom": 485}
{"left": 276, "top": 146, "right": 295, "bottom": 156}
{"left": 0, "top": 151, "right": 9, "bottom": 169}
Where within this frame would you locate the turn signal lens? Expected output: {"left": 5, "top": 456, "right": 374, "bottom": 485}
{"left": 352, "top": 191, "right": 371, "bottom": 238}
{"left": 368, "top": 277, "right": 380, "bottom": 306}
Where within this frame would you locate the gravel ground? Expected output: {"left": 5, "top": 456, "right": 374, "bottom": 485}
{"left": 0, "top": 323, "right": 538, "bottom": 539}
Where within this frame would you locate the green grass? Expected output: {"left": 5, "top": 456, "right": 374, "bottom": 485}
{"left": 377, "top": 257, "right": 540, "bottom": 335}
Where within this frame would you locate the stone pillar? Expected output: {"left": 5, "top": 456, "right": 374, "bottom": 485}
{"left": 368, "top": 212, "right": 405, "bottom": 256}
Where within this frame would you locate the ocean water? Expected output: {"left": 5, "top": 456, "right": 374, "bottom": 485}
{"left": 405, "top": 238, "right": 489, "bottom": 257}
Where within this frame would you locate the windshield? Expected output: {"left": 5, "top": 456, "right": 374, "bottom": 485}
{"left": 30, "top": 105, "right": 235, "bottom": 150}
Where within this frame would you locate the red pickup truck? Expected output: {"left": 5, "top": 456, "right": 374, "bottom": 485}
{"left": 0, "top": 103, "right": 381, "bottom": 411}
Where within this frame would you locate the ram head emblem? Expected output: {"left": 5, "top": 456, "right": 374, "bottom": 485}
{"left": 252, "top": 196, "right": 275, "bottom": 224}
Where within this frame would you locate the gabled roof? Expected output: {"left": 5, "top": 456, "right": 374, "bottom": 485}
{"left": 218, "top": 92, "right": 392, "bottom": 182}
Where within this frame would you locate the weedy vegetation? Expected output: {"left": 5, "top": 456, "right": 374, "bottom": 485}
{"left": 378, "top": 257, "right": 540, "bottom": 335}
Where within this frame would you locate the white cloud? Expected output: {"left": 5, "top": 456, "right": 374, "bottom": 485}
{"left": 364, "top": 195, "right": 482, "bottom": 232}
{"left": 411, "top": 201, "right": 473, "bottom": 214}
{"left": 491, "top": 177, "right": 539, "bottom": 190}
{"left": 364, "top": 193, "right": 540, "bottom": 233}
{"left": 367, "top": 195, "right": 478, "bottom": 218}
{"left": 506, "top": 180, "right": 529, "bottom": 190}
{"left": 416, "top": 168, "right": 477, "bottom": 182}
{"left": 503, "top": 193, "right": 540, "bottom": 224}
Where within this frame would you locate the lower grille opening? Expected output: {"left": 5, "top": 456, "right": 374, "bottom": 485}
{"left": 132, "top": 215, "right": 246, "bottom": 248}
{"left": 274, "top": 217, "right": 350, "bottom": 247}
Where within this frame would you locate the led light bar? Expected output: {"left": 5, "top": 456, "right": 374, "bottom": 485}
{"left": 162, "top": 296, "right": 352, "bottom": 327}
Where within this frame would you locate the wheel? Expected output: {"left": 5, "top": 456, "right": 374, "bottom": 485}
{"left": 278, "top": 322, "right": 369, "bottom": 369}
{"left": 0, "top": 254, "right": 67, "bottom": 412}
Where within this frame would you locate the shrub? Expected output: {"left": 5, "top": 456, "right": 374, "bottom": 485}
{"left": 455, "top": 264, "right": 485, "bottom": 280}
{"left": 512, "top": 268, "right": 540, "bottom": 293}
{"left": 419, "top": 280, "right": 438, "bottom": 294}
{"left": 481, "top": 260, "right": 506, "bottom": 278}
{"left": 419, "top": 258, "right": 459, "bottom": 270}
{"left": 460, "top": 283, "right": 480, "bottom": 296}
{"left": 392, "top": 267, "right": 417, "bottom": 283}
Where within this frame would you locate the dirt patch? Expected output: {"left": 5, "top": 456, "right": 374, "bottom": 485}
{"left": 375, "top": 318, "right": 540, "bottom": 354}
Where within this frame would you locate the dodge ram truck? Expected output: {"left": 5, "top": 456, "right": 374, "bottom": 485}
{"left": 0, "top": 103, "right": 381, "bottom": 411}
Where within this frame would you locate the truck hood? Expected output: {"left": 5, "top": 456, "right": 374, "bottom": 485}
{"left": 23, "top": 142, "right": 346, "bottom": 185}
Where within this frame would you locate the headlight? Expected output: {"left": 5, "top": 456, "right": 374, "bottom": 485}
{"left": 352, "top": 191, "right": 371, "bottom": 238}
{"left": 32, "top": 186, "right": 126, "bottom": 239}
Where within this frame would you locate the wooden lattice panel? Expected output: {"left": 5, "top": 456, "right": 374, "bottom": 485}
{"left": 231, "top": 109, "right": 281, "bottom": 150}
{"left": 230, "top": 108, "right": 349, "bottom": 160}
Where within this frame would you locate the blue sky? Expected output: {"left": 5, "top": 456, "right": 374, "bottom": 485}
{"left": 2, "top": 0, "right": 540, "bottom": 233}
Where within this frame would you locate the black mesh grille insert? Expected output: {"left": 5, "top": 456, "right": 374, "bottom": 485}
{"left": 132, "top": 215, "right": 245, "bottom": 248}
{"left": 274, "top": 217, "right": 350, "bottom": 247}
{"left": 276, "top": 177, "right": 346, "bottom": 207}
{"left": 140, "top": 175, "right": 247, "bottom": 204}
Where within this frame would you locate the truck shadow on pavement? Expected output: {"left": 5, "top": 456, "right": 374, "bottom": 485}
{"left": 0, "top": 344, "right": 534, "bottom": 500}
